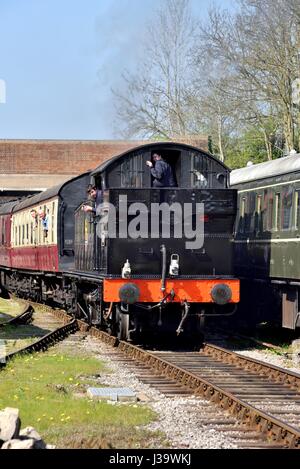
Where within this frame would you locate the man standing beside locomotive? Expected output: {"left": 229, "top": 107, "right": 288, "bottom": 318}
{"left": 146, "top": 153, "right": 176, "bottom": 187}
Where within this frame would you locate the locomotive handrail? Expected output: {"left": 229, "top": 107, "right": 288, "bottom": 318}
{"left": 59, "top": 201, "right": 66, "bottom": 257}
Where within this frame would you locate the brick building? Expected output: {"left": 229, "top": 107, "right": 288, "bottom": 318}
{"left": 0, "top": 137, "right": 208, "bottom": 202}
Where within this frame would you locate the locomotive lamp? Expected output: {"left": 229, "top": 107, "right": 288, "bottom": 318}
{"left": 211, "top": 284, "right": 232, "bottom": 305}
{"left": 122, "top": 260, "right": 131, "bottom": 279}
{"left": 169, "top": 254, "right": 180, "bottom": 276}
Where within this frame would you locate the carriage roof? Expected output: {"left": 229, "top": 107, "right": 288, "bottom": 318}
{"left": 230, "top": 153, "right": 300, "bottom": 186}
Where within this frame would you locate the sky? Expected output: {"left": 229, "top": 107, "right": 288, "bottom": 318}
{"left": 0, "top": 0, "right": 236, "bottom": 140}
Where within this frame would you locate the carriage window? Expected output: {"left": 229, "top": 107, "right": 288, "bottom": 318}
{"left": 256, "top": 195, "right": 262, "bottom": 232}
{"left": 191, "top": 153, "right": 211, "bottom": 188}
{"left": 2, "top": 221, "right": 5, "bottom": 244}
{"left": 262, "top": 190, "right": 272, "bottom": 232}
{"left": 266, "top": 193, "right": 274, "bottom": 231}
{"left": 38, "top": 209, "right": 42, "bottom": 245}
{"left": 257, "top": 195, "right": 262, "bottom": 214}
{"left": 275, "top": 193, "right": 281, "bottom": 231}
{"left": 238, "top": 197, "right": 246, "bottom": 233}
{"left": 295, "top": 191, "right": 300, "bottom": 229}
{"left": 282, "top": 188, "right": 293, "bottom": 230}
{"left": 1, "top": 220, "right": 4, "bottom": 244}
{"left": 241, "top": 197, "right": 246, "bottom": 218}
{"left": 51, "top": 202, "right": 55, "bottom": 243}
{"left": 44, "top": 205, "right": 48, "bottom": 245}
{"left": 242, "top": 192, "right": 255, "bottom": 233}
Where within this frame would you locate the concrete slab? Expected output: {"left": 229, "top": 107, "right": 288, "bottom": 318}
{"left": 87, "top": 387, "right": 137, "bottom": 402}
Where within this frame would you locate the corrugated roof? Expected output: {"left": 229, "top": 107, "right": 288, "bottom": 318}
{"left": 230, "top": 153, "right": 300, "bottom": 186}
{"left": 0, "top": 200, "right": 18, "bottom": 215}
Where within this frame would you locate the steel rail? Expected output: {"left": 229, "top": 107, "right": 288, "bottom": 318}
{"left": 0, "top": 304, "right": 34, "bottom": 328}
{"left": 0, "top": 308, "right": 78, "bottom": 368}
{"left": 202, "top": 343, "right": 300, "bottom": 392}
{"left": 115, "top": 340, "right": 300, "bottom": 448}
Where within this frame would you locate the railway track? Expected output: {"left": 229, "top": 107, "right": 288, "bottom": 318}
{"left": 0, "top": 303, "right": 34, "bottom": 328}
{"left": 2, "top": 297, "right": 300, "bottom": 448}
{"left": 0, "top": 300, "right": 78, "bottom": 367}
{"left": 41, "top": 306, "right": 300, "bottom": 449}
{"left": 74, "top": 318, "right": 300, "bottom": 448}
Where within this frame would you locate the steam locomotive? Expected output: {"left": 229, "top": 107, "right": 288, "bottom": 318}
{"left": 0, "top": 142, "right": 239, "bottom": 340}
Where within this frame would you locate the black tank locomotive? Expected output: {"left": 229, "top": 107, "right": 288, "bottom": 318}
{"left": 0, "top": 142, "right": 240, "bottom": 341}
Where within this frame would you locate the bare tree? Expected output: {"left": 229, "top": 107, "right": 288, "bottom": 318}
{"left": 113, "top": 0, "right": 300, "bottom": 163}
{"left": 199, "top": 0, "right": 300, "bottom": 154}
{"left": 187, "top": 74, "right": 239, "bottom": 162}
{"left": 113, "top": 0, "right": 196, "bottom": 139}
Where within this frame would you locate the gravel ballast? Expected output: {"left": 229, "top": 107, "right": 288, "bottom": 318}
{"left": 79, "top": 336, "right": 241, "bottom": 449}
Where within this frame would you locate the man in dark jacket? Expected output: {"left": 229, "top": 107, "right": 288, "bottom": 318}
{"left": 146, "top": 153, "right": 176, "bottom": 187}
{"left": 82, "top": 185, "right": 103, "bottom": 215}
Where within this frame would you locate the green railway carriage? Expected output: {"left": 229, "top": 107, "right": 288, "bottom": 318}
{"left": 231, "top": 153, "right": 300, "bottom": 330}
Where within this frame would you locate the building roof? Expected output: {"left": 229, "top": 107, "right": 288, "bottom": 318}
{"left": 230, "top": 153, "right": 300, "bottom": 186}
{"left": 0, "top": 173, "right": 89, "bottom": 214}
{"left": 0, "top": 138, "right": 208, "bottom": 195}
{"left": 0, "top": 139, "right": 149, "bottom": 176}
{"left": 0, "top": 174, "right": 73, "bottom": 192}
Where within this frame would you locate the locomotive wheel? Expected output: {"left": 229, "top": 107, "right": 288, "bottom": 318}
{"left": 116, "top": 305, "right": 129, "bottom": 341}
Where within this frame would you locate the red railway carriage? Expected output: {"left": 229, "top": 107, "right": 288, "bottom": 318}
{"left": 0, "top": 173, "right": 90, "bottom": 299}
{"left": 9, "top": 190, "right": 59, "bottom": 272}
{"left": 0, "top": 201, "right": 16, "bottom": 268}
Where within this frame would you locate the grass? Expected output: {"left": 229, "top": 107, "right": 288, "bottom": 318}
{"left": 0, "top": 322, "right": 50, "bottom": 355}
{"left": 0, "top": 351, "right": 160, "bottom": 448}
{"left": 0, "top": 297, "right": 164, "bottom": 448}
{"left": 0, "top": 297, "right": 25, "bottom": 322}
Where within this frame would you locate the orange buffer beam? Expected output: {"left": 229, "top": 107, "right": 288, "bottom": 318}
{"left": 103, "top": 279, "right": 240, "bottom": 303}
